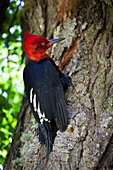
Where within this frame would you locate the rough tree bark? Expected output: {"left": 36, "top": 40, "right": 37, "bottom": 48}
{"left": 4, "top": 0, "right": 113, "bottom": 169}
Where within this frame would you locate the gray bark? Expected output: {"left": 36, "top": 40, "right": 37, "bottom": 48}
{"left": 4, "top": 0, "right": 113, "bottom": 169}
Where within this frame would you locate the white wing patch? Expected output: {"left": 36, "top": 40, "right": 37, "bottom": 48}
{"left": 30, "top": 88, "right": 50, "bottom": 124}
{"left": 30, "top": 88, "right": 33, "bottom": 103}
{"left": 33, "top": 94, "right": 37, "bottom": 111}
{"left": 37, "top": 103, "right": 51, "bottom": 124}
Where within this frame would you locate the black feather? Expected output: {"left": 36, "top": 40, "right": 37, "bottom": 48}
{"left": 23, "top": 57, "right": 69, "bottom": 159}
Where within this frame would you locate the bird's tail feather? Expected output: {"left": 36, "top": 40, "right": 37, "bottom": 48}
{"left": 47, "top": 135, "right": 53, "bottom": 160}
{"left": 39, "top": 124, "right": 47, "bottom": 144}
{"left": 38, "top": 124, "right": 57, "bottom": 160}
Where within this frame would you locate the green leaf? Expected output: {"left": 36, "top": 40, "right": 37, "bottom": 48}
{"left": 0, "top": 0, "right": 25, "bottom": 165}
{"left": 0, "top": 95, "right": 11, "bottom": 110}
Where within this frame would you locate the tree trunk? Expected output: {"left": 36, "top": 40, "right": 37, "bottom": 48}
{"left": 4, "top": 0, "right": 113, "bottom": 169}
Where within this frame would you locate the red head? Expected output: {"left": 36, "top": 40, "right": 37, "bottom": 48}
{"left": 24, "top": 31, "right": 65, "bottom": 62}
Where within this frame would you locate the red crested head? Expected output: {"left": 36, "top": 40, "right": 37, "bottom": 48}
{"left": 24, "top": 31, "right": 65, "bottom": 62}
{"left": 24, "top": 31, "right": 51, "bottom": 62}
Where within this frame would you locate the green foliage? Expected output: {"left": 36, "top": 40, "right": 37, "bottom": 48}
{"left": 0, "top": 0, "right": 24, "bottom": 165}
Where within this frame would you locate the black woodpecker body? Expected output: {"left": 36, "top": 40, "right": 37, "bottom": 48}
{"left": 23, "top": 31, "right": 69, "bottom": 160}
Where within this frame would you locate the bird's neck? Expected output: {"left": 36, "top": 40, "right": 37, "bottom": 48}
{"left": 28, "top": 53, "right": 49, "bottom": 62}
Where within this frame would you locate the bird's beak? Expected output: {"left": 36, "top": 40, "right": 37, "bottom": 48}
{"left": 49, "top": 38, "right": 65, "bottom": 46}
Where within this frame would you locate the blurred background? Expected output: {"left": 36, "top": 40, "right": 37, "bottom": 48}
{"left": 0, "top": 0, "right": 24, "bottom": 167}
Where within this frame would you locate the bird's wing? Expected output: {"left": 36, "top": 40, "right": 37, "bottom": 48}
{"left": 23, "top": 59, "right": 68, "bottom": 132}
{"left": 47, "top": 57, "right": 70, "bottom": 91}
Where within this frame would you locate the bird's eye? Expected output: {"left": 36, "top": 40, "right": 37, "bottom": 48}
{"left": 41, "top": 42, "right": 46, "bottom": 46}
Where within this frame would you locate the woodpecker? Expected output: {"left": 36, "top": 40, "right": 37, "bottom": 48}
{"left": 23, "top": 31, "right": 69, "bottom": 160}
